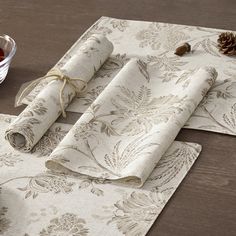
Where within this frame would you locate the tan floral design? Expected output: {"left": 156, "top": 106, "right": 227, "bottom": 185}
{"left": 0, "top": 207, "right": 11, "bottom": 235}
{"left": 223, "top": 103, "right": 236, "bottom": 130}
{"left": 78, "top": 177, "right": 108, "bottom": 197}
{"left": 39, "top": 213, "right": 89, "bottom": 236}
{"left": 147, "top": 54, "right": 188, "bottom": 72}
{"left": 80, "top": 19, "right": 112, "bottom": 43}
{"left": 32, "top": 127, "right": 68, "bottom": 156}
{"left": 136, "top": 23, "right": 190, "bottom": 50}
{"left": 148, "top": 142, "right": 201, "bottom": 186}
{"left": 110, "top": 85, "right": 187, "bottom": 135}
{"left": 104, "top": 134, "right": 159, "bottom": 174}
{"left": 96, "top": 53, "right": 129, "bottom": 78}
{"left": 17, "top": 173, "right": 75, "bottom": 199}
{"left": 192, "top": 38, "right": 220, "bottom": 57}
{"left": 108, "top": 191, "right": 166, "bottom": 236}
{"left": 80, "top": 86, "right": 106, "bottom": 106}
{"left": 0, "top": 153, "right": 22, "bottom": 167}
{"left": 110, "top": 19, "right": 129, "bottom": 32}
{"left": 22, "top": 98, "right": 47, "bottom": 117}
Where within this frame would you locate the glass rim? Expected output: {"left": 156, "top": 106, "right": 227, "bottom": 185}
{"left": 0, "top": 34, "right": 17, "bottom": 67}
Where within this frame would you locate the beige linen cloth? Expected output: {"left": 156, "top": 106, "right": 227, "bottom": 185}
{"left": 5, "top": 34, "right": 113, "bottom": 152}
{"left": 46, "top": 59, "right": 217, "bottom": 187}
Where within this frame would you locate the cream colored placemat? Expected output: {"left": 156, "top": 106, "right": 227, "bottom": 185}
{"left": 0, "top": 114, "right": 201, "bottom": 236}
{"left": 18, "top": 16, "right": 236, "bottom": 136}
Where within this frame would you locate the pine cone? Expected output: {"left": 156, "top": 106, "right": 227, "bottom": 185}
{"left": 217, "top": 32, "right": 236, "bottom": 56}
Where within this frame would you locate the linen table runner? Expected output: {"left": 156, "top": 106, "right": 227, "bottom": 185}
{"left": 46, "top": 59, "right": 217, "bottom": 186}
{"left": 17, "top": 16, "right": 236, "bottom": 136}
{"left": 0, "top": 114, "right": 201, "bottom": 236}
{"left": 5, "top": 34, "right": 113, "bottom": 152}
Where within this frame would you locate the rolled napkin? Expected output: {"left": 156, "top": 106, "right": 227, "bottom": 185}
{"left": 46, "top": 58, "right": 217, "bottom": 187}
{"left": 5, "top": 34, "right": 113, "bottom": 152}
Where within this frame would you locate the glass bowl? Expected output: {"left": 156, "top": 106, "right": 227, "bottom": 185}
{"left": 0, "top": 35, "right": 17, "bottom": 84}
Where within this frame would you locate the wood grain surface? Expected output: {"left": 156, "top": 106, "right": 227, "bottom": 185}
{"left": 0, "top": 1, "right": 236, "bottom": 235}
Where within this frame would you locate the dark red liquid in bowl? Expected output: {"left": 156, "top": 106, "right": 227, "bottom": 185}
{"left": 0, "top": 48, "right": 4, "bottom": 62}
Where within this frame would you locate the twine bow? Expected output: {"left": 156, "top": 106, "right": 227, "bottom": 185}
{"left": 17, "top": 68, "right": 87, "bottom": 118}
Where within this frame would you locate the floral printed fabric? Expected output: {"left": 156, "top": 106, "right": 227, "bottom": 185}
{"left": 6, "top": 34, "right": 113, "bottom": 152}
{"left": 0, "top": 114, "right": 201, "bottom": 236}
{"left": 17, "top": 16, "right": 236, "bottom": 136}
{"left": 45, "top": 59, "right": 217, "bottom": 186}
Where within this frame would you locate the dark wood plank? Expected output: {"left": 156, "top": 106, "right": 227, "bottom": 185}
{"left": 0, "top": 1, "right": 236, "bottom": 235}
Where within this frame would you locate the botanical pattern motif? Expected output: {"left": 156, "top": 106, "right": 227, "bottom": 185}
{"left": 16, "top": 173, "right": 75, "bottom": 199}
{"left": 0, "top": 207, "right": 11, "bottom": 234}
{"left": 78, "top": 177, "right": 107, "bottom": 197}
{"left": 96, "top": 53, "right": 129, "bottom": 78}
{"left": 104, "top": 134, "right": 159, "bottom": 174}
{"left": 110, "top": 19, "right": 129, "bottom": 32}
{"left": 109, "top": 85, "right": 188, "bottom": 135}
{"left": 0, "top": 153, "right": 22, "bottom": 167}
{"left": 7, "top": 34, "right": 113, "bottom": 152}
{"left": 137, "top": 60, "right": 150, "bottom": 82}
{"left": 147, "top": 53, "right": 188, "bottom": 72}
{"left": 136, "top": 23, "right": 190, "bottom": 50}
{"left": 107, "top": 191, "right": 166, "bottom": 236}
{"left": 32, "top": 126, "right": 68, "bottom": 156}
{"left": 192, "top": 38, "right": 220, "bottom": 57}
{"left": 39, "top": 213, "right": 89, "bottom": 236}
{"left": 0, "top": 114, "right": 201, "bottom": 236}
{"left": 148, "top": 142, "right": 201, "bottom": 186}
{"left": 80, "top": 85, "right": 106, "bottom": 107}
{"left": 223, "top": 103, "right": 236, "bottom": 130}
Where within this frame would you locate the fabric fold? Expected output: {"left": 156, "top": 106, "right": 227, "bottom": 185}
{"left": 46, "top": 58, "right": 217, "bottom": 187}
{"left": 5, "top": 34, "right": 113, "bottom": 152}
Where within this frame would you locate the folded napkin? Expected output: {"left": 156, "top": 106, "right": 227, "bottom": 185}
{"left": 46, "top": 58, "right": 217, "bottom": 186}
{"left": 5, "top": 34, "right": 113, "bottom": 152}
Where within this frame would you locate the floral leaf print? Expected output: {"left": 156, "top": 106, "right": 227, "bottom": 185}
{"left": 96, "top": 53, "right": 129, "bottom": 78}
{"left": 201, "top": 79, "right": 236, "bottom": 107}
{"left": 192, "top": 38, "right": 221, "bottom": 57}
{"left": 111, "top": 86, "right": 186, "bottom": 135}
{"left": 223, "top": 103, "right": 236, "bottom": 130}
{"left": 110, "top": 19, "right": 129, "bottom": 32}
{"left": 17, "top": 173, "right": 75, "bottom": 199}
{"left": 91, "top": 187, "right": 104, "bottom": 196}
{"left": 39, "top": 213, "right": 89, "bottom": 236}
{"left": 80, "top": 20, "right": 112, "bottom": 43}
{"left": 147, "top": 54, "right": 188, "bottom": 72}
{"left": 175, "top": 69, "right": 197, "bottom": 88}
{"left": 78, "top": 176, "right": 108, "bottom": 197}
{"left": 104, "top": 134, "right": 159, "bottom": 173}
{"left": 32, "top": 126, "right": 68, "bottom": 156}
{"left": 107, "top": 191, "right": 165, "bottom": 236}
{"left": 100, "top": 121, "right": 120, "bottom": 136}
{"left": 136, "top": 23, "right": 190, "bottom": 50}
{"left": 80, "top": 85, "right": 105, "bottom": 106}
{"left": 0, "top": 207, "right": 11, "bottom": 235}
{"left": 148, "top": 142, "right": 201, "bottom": 187}
{"left": 137, "top": 60, "right": 150, "bottom": 82}
{"left": 0, "top": 153, "right": 22, "bottom": 167}
{"left": 22, "top": 98, "right": 47, "bottom": 117}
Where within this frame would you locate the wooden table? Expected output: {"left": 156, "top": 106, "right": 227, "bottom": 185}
{"left": 1, "top": 1, "right": 236, "bottom": 235}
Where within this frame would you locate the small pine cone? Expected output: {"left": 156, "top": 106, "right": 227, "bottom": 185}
{"left": 217, "top": 32, "right": 236, "bottom": 56}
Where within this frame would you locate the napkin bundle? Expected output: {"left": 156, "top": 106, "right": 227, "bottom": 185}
{"left": 45, "top": 59, "right": 217, "bottom": 186}
{"left": 5, "top": 34, "right": 113, "bottom": 152}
